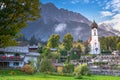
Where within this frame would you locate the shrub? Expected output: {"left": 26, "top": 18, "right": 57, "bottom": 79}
{"left": 70, "top": 49, "right": 80, "bottom": 60}
{"left": 63, "top": 63, "right": 74, "bottom": 73}
{"left": 117, "top": 65, "right": 120, "bottom": 70}
{"left": 74, "top": 74, "right": 82, "bottom": 79}
{"left": 21, "top": 64, "right": 34, "bottom": 74}
{"left": 60, "top": 49, "right": 67, "bottom": 56}
{"left": 9, "top": 71, "right": 16, "bottom": 75}
{"left": 0, "top": 70, "right": 24, "bottom": 75}
{"left": 39, "top": 58, "right": 55, "bottom": 73}
{"left": 74, "top": 64, "right": 90, "bottom": 79}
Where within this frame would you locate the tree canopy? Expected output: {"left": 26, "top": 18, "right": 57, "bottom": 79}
{"left": 100, "top": 36, "right": 120, "bottom": 53}
{"left": 63, "top": 33, "right": 73, "bottom": 51}
{"left": 47, "top": 34, "right": 60, "bottom": 48}
{"left": 0, "top": 0, "right": 40, "bottom": 47}
{"left": 117, "top": 42, "right": 120, "bottom": 51}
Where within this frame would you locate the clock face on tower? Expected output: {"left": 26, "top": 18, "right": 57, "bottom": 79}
{"left": 95, "top": 48, "right": 98, "bottom": 51}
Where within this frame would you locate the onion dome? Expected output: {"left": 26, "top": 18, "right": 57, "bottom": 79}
{"left": 91, "top": 20, "right": 98, "bottom": 29}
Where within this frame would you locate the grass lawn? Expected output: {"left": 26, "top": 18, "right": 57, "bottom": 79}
{"left": 0, "top": 70, "right": 120, "bottom": 80}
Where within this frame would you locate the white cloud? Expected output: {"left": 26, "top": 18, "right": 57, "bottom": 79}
{"left": 84, "top": 0, "right": 89, "bottom": 3}
{"left": 105, "top": 0, "right": 120, "bottom": 12}
{"left": 114, "top": 23, "right": 120, "bottom": 31}
{"left": 100, "top": 11, "right": 113, "bottom": 17}
{"left": 74, "top": 27, "right": 82, "bottom": 31}
{"left": 113, "top": 14, "right": 120, "bottom": 19}
{"left": 74, "top": 27, "right": 82, "bottom": 35}
{"left": 71, "top": 0, "right": 80, "bottom": 4}
{"left": 55, "top": 23, "right": 67, "bottom": 32}
{"left": 100, "top": 14, "right": 120, "bottom": 31}
{"left": 105, "top": 3, "right": 110, "bottom": 9}
{"left": 70, "top": 0, "right": 89, "bottom": 4}
{"left": 111, "top": 0, "right": 120, "bottom": 4}
{"left": 100, "top": 0, "right": 120, "bottom": 32}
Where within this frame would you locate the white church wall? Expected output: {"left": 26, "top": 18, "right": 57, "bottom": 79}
{"left": 89, "top": 22, "right": 101, "bottom": 54}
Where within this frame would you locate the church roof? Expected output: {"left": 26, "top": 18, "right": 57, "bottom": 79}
{"left": 88, "top": 37, "right": 92, "bottom": 43}
{"left": 91, "top": 21, "right": 98, "bottom": 29}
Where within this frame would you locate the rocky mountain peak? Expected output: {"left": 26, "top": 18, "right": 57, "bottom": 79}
{"left": 21, "top": 3, "right": 120, "bottom": 42}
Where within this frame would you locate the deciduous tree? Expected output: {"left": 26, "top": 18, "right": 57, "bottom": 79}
{"left": 47, "top": 34, "right": 60, "bottom": 48}
{"left": 0, "top": 0, "right": 40, "bottom": 47}
{"left": 117, "top": 42, "right": 120, "bottom": 51}
{"left": 63, "top": 33, "right": 73, "bottom": 51}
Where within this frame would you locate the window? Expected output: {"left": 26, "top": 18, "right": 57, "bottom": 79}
{"left": 0, "top": 52, "right": 5, "bottom": 56}
{"left": 14, "top": 62, "right": 19, "bottom": 66}
{"left": 14, "top": 53, "right": 20, "bottom": 56}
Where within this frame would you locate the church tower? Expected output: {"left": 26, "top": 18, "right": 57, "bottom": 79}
{"left": 89, "top": 21, "right": 100, "bottom": 54}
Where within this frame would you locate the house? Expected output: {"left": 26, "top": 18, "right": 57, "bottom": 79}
{"left": 112, "top": 50, "right": 120, "bottom": 55}
{"left": 0, "top": 46, "right": 40, "bottom": 69}
{"left": 54, "top": 63, "right": 64, "bottom": 73}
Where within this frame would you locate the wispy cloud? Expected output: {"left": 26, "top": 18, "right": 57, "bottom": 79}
{"left": 70, "top": 0, "right": 89, "bottom": 4}
{"left": 100, "top": 0, "right": 120, "bottom": 31}
{"left": 101, "top": 14, "right": 120, "bottom": 31}
{"left": 55, "top": 23, "right": 67, "bottom": 32}
{"left": 71, "top": 0, "right": 80, "bottom": 4}
{"left": 105, "top": 2, "right": 110, "bottom": 9}
{"left": 113, "top": 14, "right": 120, "bottom": 19}
{"left": 100, "top": 11, "right": 113, "bottom": 17}
{"left": 105, "top": 0, "right": 120, "bottom": 12}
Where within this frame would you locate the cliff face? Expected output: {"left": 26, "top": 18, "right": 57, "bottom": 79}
{"left": 21, "top": 3, "right": 120, "bottom": 41}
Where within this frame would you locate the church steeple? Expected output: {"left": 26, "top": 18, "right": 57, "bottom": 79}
{"left": 89, "top": 20, "right": 100, "bottom": 54}
{"left": 91, "top": 20, "right": 98, "bottom": 29}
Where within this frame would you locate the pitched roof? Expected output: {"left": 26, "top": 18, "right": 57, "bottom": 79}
{"left": 88, "top": 37, "right": 92, "bottom": 43}
{"left": 26, "top": 52, "right": 40, "bottom": 56}
{"left": 0, "top": 46, "right": 29, "bottom": 53}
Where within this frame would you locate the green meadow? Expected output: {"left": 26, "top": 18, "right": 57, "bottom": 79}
{"left": 0, "top": 70, "right": 119, "bottom": 80}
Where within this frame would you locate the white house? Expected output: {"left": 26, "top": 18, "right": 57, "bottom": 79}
{"left": 0, "top": 46, "right": 40, "bottom": 69}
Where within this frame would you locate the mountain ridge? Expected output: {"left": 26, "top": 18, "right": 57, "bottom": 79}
{"left": 21, "top": 3, "right": 120, "bottom": 42}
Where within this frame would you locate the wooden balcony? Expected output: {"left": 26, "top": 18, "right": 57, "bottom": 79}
{"left": 0, "top": 56, "right": 24, "bottom": 62}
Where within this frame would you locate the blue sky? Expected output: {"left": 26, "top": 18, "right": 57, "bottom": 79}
{"left": 40, "top": 0, "right": 120, "bottom": 31}
{"left": 41, "top": 0, "right": 115, "bottom": 23}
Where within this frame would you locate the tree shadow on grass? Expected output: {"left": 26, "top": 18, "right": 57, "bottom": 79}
{"left": 77, "top": 76, "right": 96, "bottom": 80}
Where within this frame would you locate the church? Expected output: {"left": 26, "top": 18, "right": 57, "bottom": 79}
{"left": 89, "top": 21, "right": 101, "bottom": 54}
